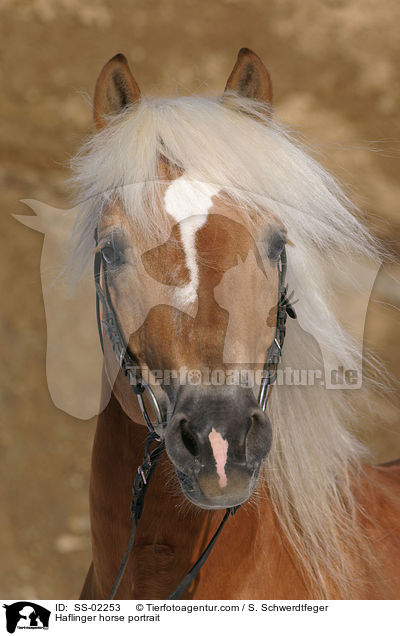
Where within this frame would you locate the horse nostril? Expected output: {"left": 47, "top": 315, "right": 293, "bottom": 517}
{"left": 249, "top": 408, "right": 267, "bottom": 431}
{"left": 179, "top": 417, "right": 200, "bottom": 458}
{"left": 246, "top": 407, "right": 272, "bottom": 464}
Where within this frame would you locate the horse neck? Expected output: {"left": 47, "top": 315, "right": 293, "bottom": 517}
{"left": 87, "top": 375, "right": 313, "bottom": 599}
{"left": 89, "top": 379, "right": 224, "bottom": 597}
{"left": 86, "top": 374, "right": 400, "bottom": 600}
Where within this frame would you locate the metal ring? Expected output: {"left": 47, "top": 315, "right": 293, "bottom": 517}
{"left": 136, "top": 378, "right": 163, "bottom": 433}
{"left": 258, "top": 381, "right": 272, "bottom": 412}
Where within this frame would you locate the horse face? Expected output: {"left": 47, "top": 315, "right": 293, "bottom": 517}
{"left": 98, "top": 180, "right": 285, "bottom": 508}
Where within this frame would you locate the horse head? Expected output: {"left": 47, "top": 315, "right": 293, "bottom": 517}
{"left": 92, "top": 50, "right": 285, "bottom": 509}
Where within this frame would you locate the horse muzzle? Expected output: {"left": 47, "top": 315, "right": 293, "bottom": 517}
{"left": 164, "top": 385, "right": 272, "bottom": 509}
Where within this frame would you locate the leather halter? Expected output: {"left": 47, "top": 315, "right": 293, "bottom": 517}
{"left": 93, "top": 228, "right": 295, "bottom": 599}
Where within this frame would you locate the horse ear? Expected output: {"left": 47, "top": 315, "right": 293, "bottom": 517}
{"left": 224, "top": 48, "right": 272, "bottom": 105}
{"left": 93, "top": 53, "right": 141, "bottom": 129}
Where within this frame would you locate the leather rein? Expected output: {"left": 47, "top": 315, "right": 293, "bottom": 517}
{"left": 93, "top": 228, "right": 295, "bottom": 599}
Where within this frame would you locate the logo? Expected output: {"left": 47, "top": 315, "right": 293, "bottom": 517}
{"left": 2, "top": 602, "right": 50, "bottom": 633}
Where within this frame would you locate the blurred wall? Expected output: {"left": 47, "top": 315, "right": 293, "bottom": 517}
{"left": 0, "top": 0, "right": 399, "bottom": 598}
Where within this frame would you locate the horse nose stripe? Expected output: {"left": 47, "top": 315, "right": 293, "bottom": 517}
{"left": 208, "top": 428, "right": 229, "bottom": 488}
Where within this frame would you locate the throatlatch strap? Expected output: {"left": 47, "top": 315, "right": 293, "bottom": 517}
{"left": 108, "top": 433, "right": 165, "bottom": 600}
{"left": 107, "top": 436, "right": 238, "bottom": 601}
{"left": 108, "top": 523, "right": 137, "bottom": 601}
{"left": 167, "top": 507, "right": 239, "bottom": 600}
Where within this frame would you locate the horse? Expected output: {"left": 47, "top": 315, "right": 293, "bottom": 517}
{"left": 69, "top": 49, "right": 400, "bottom": 599}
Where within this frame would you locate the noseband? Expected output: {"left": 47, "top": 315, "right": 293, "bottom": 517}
{"left": 93, "top": 228, "right": 295, "bottom": 599}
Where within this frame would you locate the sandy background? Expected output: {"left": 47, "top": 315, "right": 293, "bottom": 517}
{"left": 0, "top": 0, "right": 399, "bottom": 599}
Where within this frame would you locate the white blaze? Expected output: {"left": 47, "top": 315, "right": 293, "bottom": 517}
{"left": 208, "top": 428, "right": 229, "bottom": 489}
{"left": 164, "top": 178, "right": 220, "bottom": 305}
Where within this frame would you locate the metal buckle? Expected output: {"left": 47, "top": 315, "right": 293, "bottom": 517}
{"left": 138, "top": 466, "right": 147, "bottom": 486}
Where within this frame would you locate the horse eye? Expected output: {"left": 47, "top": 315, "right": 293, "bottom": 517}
{"left": 101, "top": 242, "right": 119, "bottom": 266}
{"left": 268, "top": 232, "right": 286, "bottom": 262}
